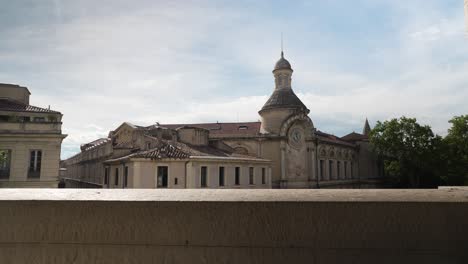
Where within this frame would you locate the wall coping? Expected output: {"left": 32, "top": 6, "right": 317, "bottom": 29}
{"left": 0, "top": 188, "right": 466, "bottom": 202}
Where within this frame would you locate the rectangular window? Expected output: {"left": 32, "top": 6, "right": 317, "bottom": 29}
{"left": 157, "top": 166, "right": 168, "bottom": 188}
{"left": 33, "top": 117, "right": 45, "bottom": 122}
{"left": 351, "top": 162, "right": 354, "bottom": 178}
{"left": 219, "top": 166, "right": 225, "bottom": 187}
{"left": 249, "top": 167, "right": 254, "bottom": 185}
{"left": 344, "top": 161, "right": 347, "bottom": 178}
{"left": 261, "top": 168, "right": 266, "bottom": 184}
{"left": 104, "top": 167, "right": 109, "bottom": 185}
{"left": 337, "top": 161, "right": 341, "bottom": 179}
{"left": 174, "top": 178, "right": 178, "bottom": 185}
{"left": 0, "top": 150, "right": 11, "bottom": 179}
{"left": 200, "top": 166, "right": 207, "bottom": 187}
{"left": 28, "top": 150, "right": 42, "bottom": 178}
{"left": 320, "top": 160, "right": 324, "bottom": 180}
{"left": 115, "top": 168, "right": 119, "bottom": 185}
{"left": 124, "top": 166, "right": 129, "bottom": 187}
{"left": 235, "top": 167, "right": 240, "bottom": 185}
{"left": 328, "top": 160, "right": 333, "bottom": 180}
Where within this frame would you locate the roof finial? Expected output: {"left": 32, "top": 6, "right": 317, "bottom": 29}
{"left": 281, "top": 32, "right": 284, "bottom": 58}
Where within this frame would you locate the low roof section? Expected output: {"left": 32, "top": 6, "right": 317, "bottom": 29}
{"left": 104, "top": 137, "right": 270, "bottom": 164}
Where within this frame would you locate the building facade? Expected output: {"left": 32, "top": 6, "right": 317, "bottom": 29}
{"left": 0, "top": 83, "right": 66, "bottom": 187}
{"left": 62, "top": 123, "right": 272, "bottom": 189}
{"left": 63, "top": 51, "right": 382, "bottom": 189}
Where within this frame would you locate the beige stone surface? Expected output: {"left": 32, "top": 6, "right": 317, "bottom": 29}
{"left": 0, "top": 188, "right": 467, "bottom": 263}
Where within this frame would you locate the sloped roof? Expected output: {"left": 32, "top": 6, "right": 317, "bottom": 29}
{"left": 341, "top": 132, "right": 368, "bottom": 142}
{"left": 315, "top": 130, "right": 356, "bottom": 147}
{"left": 0, "top": 98, "right": 60, "bottom": 114}
{"left": 105, "top": 138, "right": 267, "bottom": 163}
{"left": 260, "top": 89, "right": 308, "bottom": 112}
{"left": 160, "top": 122, "right": 261, "bottom": 136}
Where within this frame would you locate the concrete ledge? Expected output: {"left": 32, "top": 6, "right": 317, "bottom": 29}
{"left": 0, "top": 188, "right": 467, "bottom": 263}
{"left": 0, "top": 188, "right": 467, "bottom": 202}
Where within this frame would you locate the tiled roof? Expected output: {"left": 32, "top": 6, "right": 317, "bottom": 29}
{"left": 260, "top": 89, "right": 308, "bottom": 112}
{"left": 80, "top": 138, "right": 110, "bottom": 151}
{"left": 341, "top": 132, "right": 368, "bottom": 142}
{"left": 0, "top": 98, "right": 60, "bottom": 114}
{"left": 315, "top": 130, "right": 356, "bottom": 147}
{"left": 105, "top": 138, "right": 266, "bottom": 163}
{"left": 160, "top": 122, "right": 261, "bottom": 136}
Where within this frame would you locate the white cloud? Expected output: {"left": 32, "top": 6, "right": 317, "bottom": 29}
{"left": 1, "top": 1, "right": 466, "bottom": 159}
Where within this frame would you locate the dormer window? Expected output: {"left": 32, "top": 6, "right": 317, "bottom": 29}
{"left": 146, "top": 142, "right": 151, "bottom": 149}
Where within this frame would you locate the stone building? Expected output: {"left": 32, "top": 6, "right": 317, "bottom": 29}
{"left": 63, "top": 51, "right": 382, "bottom": 189}
{"left": 63, "top": 123, "right": 272, "bottom": 189}
{"left": 0, "top": 83, "right": 66, "bottom": 187}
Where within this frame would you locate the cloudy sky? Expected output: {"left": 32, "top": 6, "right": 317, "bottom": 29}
{"left": 1, "top": 0, "right": 467, "bottom": 158}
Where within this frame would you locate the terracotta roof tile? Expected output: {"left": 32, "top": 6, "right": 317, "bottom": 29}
{"left": 341, "top": 132, "right": 368, "bottom": 142}
{"left": 315, "top": 130, "right": 356, "bottom": 147}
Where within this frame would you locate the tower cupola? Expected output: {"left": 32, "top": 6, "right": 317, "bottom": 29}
{"left": 258, "top": 51, "right": 310, "bottom": 134}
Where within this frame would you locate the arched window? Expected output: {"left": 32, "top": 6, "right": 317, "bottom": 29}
{"left": 234, "top": 147, "right": 249, "bottom": 155}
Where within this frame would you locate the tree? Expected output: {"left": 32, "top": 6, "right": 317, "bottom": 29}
{"left": 442, "top": 115, "right": 468, "bottom": 185}
{"left": 369, "top": 117, "right": 443, "bottom": 188}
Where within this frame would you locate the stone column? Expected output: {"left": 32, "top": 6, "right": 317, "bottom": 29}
{"left": 280, "top": 141, "right": 286, "bottom": 188}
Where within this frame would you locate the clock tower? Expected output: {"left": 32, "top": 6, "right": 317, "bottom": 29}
{"left": 258, "top": 51, "right": 315, "bottom": 188}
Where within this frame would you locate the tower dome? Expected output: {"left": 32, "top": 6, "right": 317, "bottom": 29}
{"left": 258, "top": 51, "right": 310, "bottom": 134}
{"left": 273, "top": 51, "right": 292, "bottom": 72}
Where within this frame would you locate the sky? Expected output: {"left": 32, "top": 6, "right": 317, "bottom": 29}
{"left": 0, "top": 0, "right": 467, "bottom": 159}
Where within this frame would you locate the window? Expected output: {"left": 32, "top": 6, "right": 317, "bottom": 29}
{"left": 0, "top": 150, "right": 11, "bottom": 179}
{"left": 146, "top": 142, "right": 151, "bottom": 149}
{"left": 219, "top": 166, "right": 225, "bottom": 187}
{"left": 157, "top": 166, "right": 168, "bottom": 188}
{"left": 28, "top": 150, "right": 42, "bottom": 178}
{"left": 351, "top": 162, "right": 354, "bottom": 178}
{"left": 200, "top": 166, "right": 207, "bottom": 187}
{"left": 249, "top": 167, "right": 254, "bottom": 185}
{"left": 174, "top": 178, "right": 178, "bottom": 185}
{"left": 124, "top": 166, "right": 129, "bottom": 187}
{"left": 104, "top": 167, "right": 109, "bottom": 185}
{"left": 261, "top": 168, "right": 266, "bottom": 184}
{"left": 235, "top": 167, "right": 240, "bottom": 185}
{"left": 114, "top": 168, "right": 119, "bottom": 185}
{"left": 328, "top": 160, "right": 333, "bottom": 180}
{"left": 320, "top": 160, "right": 324, "bottom": 180}
{"left": 337, "top": 161, "right": 341, "bottom": 179}
{"left": 344, "top": 161, "right": 347, "bottom": 178}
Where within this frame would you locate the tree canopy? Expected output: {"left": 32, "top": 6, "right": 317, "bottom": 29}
{"left": 369, "top": 116, "right": 449, "bottom": 188}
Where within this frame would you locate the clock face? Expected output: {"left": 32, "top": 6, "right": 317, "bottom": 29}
{"left": 290, "top": 128, "right": 303, "bottom": 147}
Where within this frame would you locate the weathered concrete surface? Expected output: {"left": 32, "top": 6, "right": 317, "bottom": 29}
{"left": 0, "top": 188, "right": 467, "bottom": 263}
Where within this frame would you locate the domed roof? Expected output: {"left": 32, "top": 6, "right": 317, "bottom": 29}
{"left": 273, "top": 51, "right": 292, "bottom": 71}
{"left": 260, "top": 88, "right": 308, "bottom": 113}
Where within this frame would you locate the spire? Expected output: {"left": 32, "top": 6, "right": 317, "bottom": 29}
{"left": 363, "top": 118, "right": 371, "bottom": 136}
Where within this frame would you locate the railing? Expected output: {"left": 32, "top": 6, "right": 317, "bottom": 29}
{"left": 0, "top": 188, "right": 466, "bottom": 263}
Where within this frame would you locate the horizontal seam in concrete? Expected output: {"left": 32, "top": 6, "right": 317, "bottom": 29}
{"left": 0, "top": 242, "right": 454, "bottom": 252}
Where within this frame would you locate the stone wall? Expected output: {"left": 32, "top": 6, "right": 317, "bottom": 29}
{"left": 0, "top": 188, "right": 466, "bottom": 263}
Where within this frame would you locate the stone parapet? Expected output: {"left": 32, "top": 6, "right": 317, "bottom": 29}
{"left": 0, "top": 188, "right": 467, "bottom": 263}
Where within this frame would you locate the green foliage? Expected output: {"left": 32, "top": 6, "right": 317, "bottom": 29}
{"left": 443, "top": 115, "right": 468, "bottom": 185}
{"left": 370, "top": 117, "right": 443, "bottom": 187}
